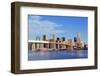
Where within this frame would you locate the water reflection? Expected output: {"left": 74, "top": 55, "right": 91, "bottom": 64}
{"left": 28, "top": 50, "right": 88, "bottom": 60}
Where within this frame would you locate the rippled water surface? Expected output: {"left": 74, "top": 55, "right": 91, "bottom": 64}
{"left": 28, "top": 50, "right": 88, "bottom": 60}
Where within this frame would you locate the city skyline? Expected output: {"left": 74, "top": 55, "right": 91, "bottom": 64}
{"left": 28, "top": 32, "right": 88, "bottom": 52}
{"left": 28, "top": 15, "right": 88, "bottom": 43}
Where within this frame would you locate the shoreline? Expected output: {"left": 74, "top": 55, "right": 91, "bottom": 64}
{"left": 29, "top": 49, "right": 88, "bottom": 52}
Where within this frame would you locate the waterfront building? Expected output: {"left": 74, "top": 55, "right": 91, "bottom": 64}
{"left": 52, "top": 34, "right": 56, "bottom": 49}
{"left": 81, "top": 40, "right": 84, "bottom": 48}
{"left": 43, "top": 35, "right": 47, "bottom": 41}
{"left": 74, "top": 37, "right": 77, "bottom": 42}
{"left": 36, "top": 36, "right": 41, "bottom": 40}
{"left": 75, "top": 32, "right": 83, "bottom": 49}
{"left": 67, "top": 39, "right": 73, "bottom": 50}
{"left": 84, "top": 43, "right": 88, "bottom": 50}
{"left": 77, "top": 32, "right": 81, "bottom": 43}
{"left": 28, "top": 32, "right": 87, "bottom": 51}
{"left": 62, "top": 37, "right": 65, "bottom": 42}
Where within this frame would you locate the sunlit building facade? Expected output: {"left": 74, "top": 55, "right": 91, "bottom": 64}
{"left": 28, "top": 32, "right": 88, "bottom": 51}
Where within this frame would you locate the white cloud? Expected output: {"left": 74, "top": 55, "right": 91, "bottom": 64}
{"left": 28, "top": 15, "right": 66, "bottom": 39}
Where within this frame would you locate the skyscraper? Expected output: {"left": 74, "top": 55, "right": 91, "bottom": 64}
{"left": 57, "top": 37, "right": 60, "bottom": 41}
{"left": 77, "top": 32, "right": 81, "bottom": 44}
{"left": 36, "top": 36, "right": 41, "bottom": 40}
{"left": 74, "top": 37, "right": 77, "bottom": 42}
{"left": 62, "top": 37, "right": 65, "bottom": 41}
{"left": 43, "top": 35, "right": 47, "bottom": 41}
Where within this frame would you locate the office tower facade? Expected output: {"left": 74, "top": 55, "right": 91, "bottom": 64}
{"left": 77, "top": 32, "right": 81, "bottom": 44}
{"left": 74, "top": 37, "right": 77, "bottom": 42}
{"left": 62, "top": 37, "right": 65, "bottom": 41}
{"left": 28, "top": 32, "right": 87, "bottom": 51}
{"left": 36, "top": 36, "right": 41, "bottom": 40}
{"left": 67, "top": 39, "right": 73, "bottom": 50}
{"left": 76, "top": 32, "right": 83, "bottom": 49}
{"left": 57, "top": 37, "right": 60, "bottom": 41}
{"left": 43, "top": 35, "right": 47, "bottom": 41}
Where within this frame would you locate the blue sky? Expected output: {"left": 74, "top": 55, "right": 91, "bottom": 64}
{"left": 28, "top": 15, "right": 88, "bottom": 43}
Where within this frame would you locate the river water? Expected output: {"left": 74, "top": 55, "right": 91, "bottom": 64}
{"left": 28, "top": 50, "right": 88, "bottom": 60}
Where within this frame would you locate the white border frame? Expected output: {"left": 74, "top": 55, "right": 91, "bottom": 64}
{"left": 20, "top": 7, "right": 95, "bottom": 70}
